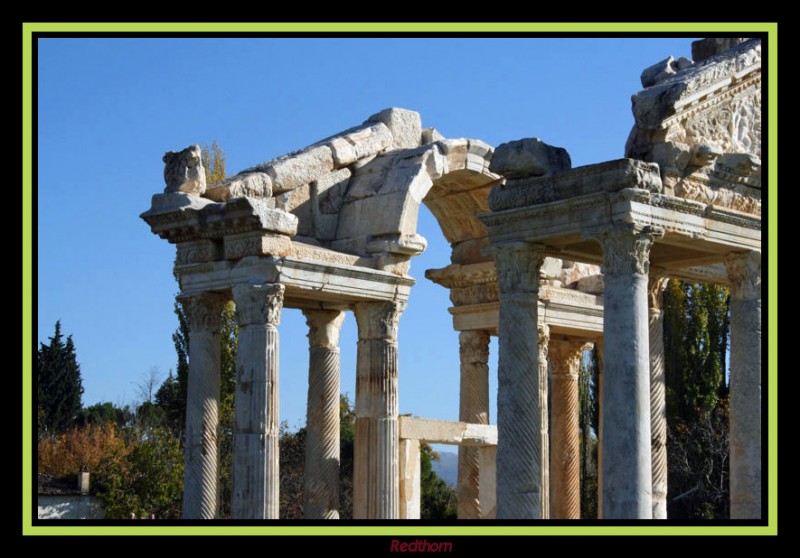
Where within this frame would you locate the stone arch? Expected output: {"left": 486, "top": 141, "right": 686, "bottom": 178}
{"left": 332, "top": 138, "right": 500, "bottom": 265}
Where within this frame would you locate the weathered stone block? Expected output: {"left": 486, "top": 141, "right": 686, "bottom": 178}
{"left": 366, "top": 108, "right": 423, "bottom": 150}
{"left": 204, "top": 172, "right": 272, "bottom": 202}
{"left": 489, "top": 138, "right": 571, "bottom": 179}
{"left": 224, "top": 232, "right": 292, "bottom": 260}
{"left": 163, "top": 144, "right": 206, "bottom": 195}
{"left": 692, "top": 37, "right": 752, "bottom": 63}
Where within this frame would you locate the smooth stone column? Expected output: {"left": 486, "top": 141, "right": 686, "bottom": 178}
{"left": 598, "top": 225, "right": 661, "bottom": 519}
{"left": 353, "top": 301, "right": 404, "bottom": 519}
{"left": 303, "top": 309, "right": 346, "bottom": 520}
{"left": 538, "top": 325, "right": 551, "bottom": 519}
{"left": 494, "top": 242, "right": 546, "bottom": 519}
{"left": 399, "top": 438, "right": 421, "bottom": 519}
{"left": 231, "top": 283, "right": 284, "bottom": 519}
{"left": 457, "top": 329, "right": 490, "bottom": 519}
{"left": 726, "top": 251, "right": 762, "bottom": 519}
{"left": 479, "top": 446, "right": 497, "bottom": 519}
{"left": 648, "top": 274, "right": 669, "bottom": 520}
{"left": 179, "top": 291, "right": 226, "bottom": 519}
{"left": 548, "top": 338, "right": 585, "bottom": 519}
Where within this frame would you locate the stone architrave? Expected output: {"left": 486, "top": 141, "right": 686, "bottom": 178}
{"left": 457, "top": 329, "right": 490, "bottom": 519}
{"left": 726, "top": 251, "right": 761, "bottom": 519}
{"left": 494, "top": 242, "right": 546, "bottom": 519}
{"left": 353, "top": 301, "right": 404, "bottom": 519}
{"left": 648, "top": 273, "right": 669, "bottom": 520}
{"left": 178, "top": 291, "right": 226, "bottom": 519}
{"left": 548, "top": 339, "right": 585, "bottom": 520}
{"left": 598, "top": 224, "right": 662, "bottom": 519}
{"left": 231, "top": 283, "right": 284, "bottom": 519}
{"left": 303, "top": 309, "right": 346, "bottom": 520}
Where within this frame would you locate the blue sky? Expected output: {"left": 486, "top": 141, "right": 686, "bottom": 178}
{"left": 37, "top": 37, "right": 698, "bottom": 432}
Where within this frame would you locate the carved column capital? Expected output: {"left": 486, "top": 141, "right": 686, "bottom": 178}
{"left": 647, "top": 271, "right": 670, "bottom": 313}
{"left": 494, "top": 242, "right": 546, "bottom": 295}
{"left": 726, "top": 251, "right": 761, "bottom": 301}
{"left": 598, "top": 225, "right": 664, "bottom": 275}
{"left": 303, "top": 309, "right": 346, "bottom": 348}
{"left": 537, "top": 324, "right": 550, "bottom": 361}
{"left": 178, "top": 291, "right": 227, "bottom": 334}
{"left": 232, "top": 283, "right": 285, "bottom": 326}
{"left": 459, "top": 330, "right": 490, "bottom": 364}
{"left": 548, "top": 339, "right": 585, "bottom": 378}
{"left": 354, "top": 301, "right": 404, "bottom": 341}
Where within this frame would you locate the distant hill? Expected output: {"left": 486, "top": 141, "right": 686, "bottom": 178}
{"left": 431, "top": 451, "right": 458, "bottom": 487}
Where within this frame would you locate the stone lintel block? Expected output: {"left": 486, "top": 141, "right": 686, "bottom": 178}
{"left": 424, "top": 261, "right": 497, "bottom": 289}
{"left": 223, "top": 198, "right": 299, "bottom": 236}
{"left": 398, "top": 416, "right": 497, "bottom": 447}
{"left": 327, "top": 122, "right": 393, "bottom": 167}
{"left": 224, "top": 232, "right": 292, "bottom": 260}
{"left": 489, "top": 137, "right": 571, "bottom": 179}
{"left": 176, "top": 239, "right": 223, "bottom": 265}
{"left": 366, "top": 108, "right": 423, "bottom": 150}
{"left": 204, "top": 172, "right": 272, "bottom": 202}
{"left": 576, "top": 273, "right": 605, "bottom": 294}
{"left": 488, "top": 158, "right": 662, "bottom": 211}
{"left": 692, "top": 38, "right": 753, "bottom": 63}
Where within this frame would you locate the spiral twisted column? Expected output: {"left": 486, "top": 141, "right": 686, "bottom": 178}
{"left": 457, "top": 329, "right": 490, "bottom": 519}
{"left": 494, "top": 242, "right": 546, "bottom": 519}
{"left": 648, "top": 273, "right": 669, "bottom": 520}
{"left": 179, "top": 291, "right": 226, "bottom": 519}
{"left": 231, "top": 283, "right": 284, "bottom": 519}
{"left": 303, "top": 309, "right": 346, "bottom": 519}
{"left": 548, "top": 338, "right": 585, "bottom": 519}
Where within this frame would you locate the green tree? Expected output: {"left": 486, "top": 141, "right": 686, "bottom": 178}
{"left": 579, "top": 346, "right": 599, "bottom": 519}
{"left": 76, "top": 402, "right": 132, "bottom": 428}
{"left": 95, "top": 426, "right": 184, "bottom": 519}
{"left": 420, "top": 443, "right": 457, "bottom": 519}
{"left": 38, "top": 321, "right": 84, "bottom": 434}
{"left": 663, "top": 279, "right": 731, "bottom": 519}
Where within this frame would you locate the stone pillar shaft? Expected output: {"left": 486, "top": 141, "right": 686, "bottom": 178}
{"left": 231, "top": 283, "right": 284, "bottom": 520}
{"left": 599, "top": 225, "right": 660, "bottom": 519}
{"left": 180, "top": 292, "right": 226, "bottom": 520}
{"left": 399, "top": 438, "right": 421, "bottom": 519}
{"left": 549, "top": 339, "right": 584, "bottom": 520}
{"left": 457, "top": 329, "right": 490, "bottom": 520}
{"left": 538, "top": 325, "right": 550, "bottom": 519}
{"left": 353, "top": 301, "right": 404, "bottom": 519}
{"left": 303, "top": 309, "right": 345, "bottom": 520}
{"left": 494, "top": 242, "right": 546, "bottom": 519}
{"left": 648, "top": 275, "right": 669, "bottom": 520}
{"left": 726, "top": 252, "right": 761, "bottom": 519}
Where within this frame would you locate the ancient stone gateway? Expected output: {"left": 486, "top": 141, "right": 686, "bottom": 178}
{"left": 141, "top": 37, "right": 761, "bottom": 520}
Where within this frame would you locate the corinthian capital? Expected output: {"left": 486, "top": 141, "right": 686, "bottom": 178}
{"left": 494, "top": 242, "right": 546, "bottom": 295}
{"left": 303, "top": 309, "right": 346, "bottom": 348}
{"left": 353, "top": 301, "right": 404, "bottom": 341}
{"left": 178, "top": 291, "right": 227, "bottom": 334}
{"left": 599, "top": 225, "right": 664, "bottom": 275}
{"left": 726, "top": 251, "right": 761, "bottom": 301}
{"left": 232, "top": 283, "right": 285, "bottom": 326}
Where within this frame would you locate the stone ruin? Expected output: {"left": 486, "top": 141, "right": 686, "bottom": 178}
{"left": 141, "top": 37, "right": 762, "bottom": 520}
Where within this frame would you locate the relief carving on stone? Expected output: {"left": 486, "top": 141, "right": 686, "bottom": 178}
{"left": 179, "top": 292, "right": 227, "bottom": 333}
{"left": 354, "top": 301, "right": 405, "bottom": 341}
{"left": 163, "top": 144, "right": 207, "bottom": 196}
{"left": 303, "top": 309, "right": 346, "bottom": 348}
{"left": 232, "top": 283, "right": 285, "bottom": 326}
{"left": 599, "top": 226, "right": 663, "bottom": 276}
{"left": 725, "top": 251, "right": 761, "bottom": 301}
{"left": 494, "top": 243, "right": 545, "bottom": 295}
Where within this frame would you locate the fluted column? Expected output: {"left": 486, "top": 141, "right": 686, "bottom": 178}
{"left": 549, "top": 339, "right": 585, "bottom": 519}
{"left": 179, "top": 291, "right": 226, "bottom": 519}
{"left": 303, "top": 309, "right": 345, "bottom": 520}
{"left": 648, "top": 274, "right": 669, "bottom": 520}
{"left": 353, "top": 301, "right": 404, "bottom": 519}
{"left": 494, "top": 242, "right": 546, "bottom": 519}
{"left": 538, "top": 325, "right": 551, "bottom": 519}
{"left": 598, "top": 224, "right": 661, "bottom": 519}
{"left": 726, "top": 251, "right": 761, "bottom": 519}
{"left": 231, "top": 283, "right": 284, "bottom": 519}
{"left": 457, "top": 329, "right": 490, "bottom": 519}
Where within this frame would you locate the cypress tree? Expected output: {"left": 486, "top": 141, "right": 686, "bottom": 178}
{"left": 38, "top": 321, "right": 84, "bottom": 433}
